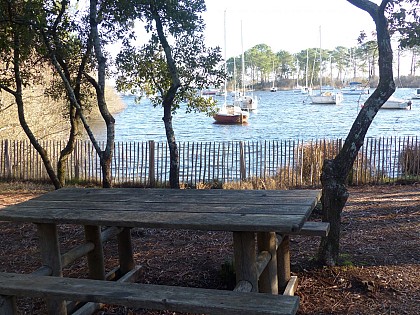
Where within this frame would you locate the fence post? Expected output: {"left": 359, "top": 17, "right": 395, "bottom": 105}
{"left": 148, "top": 140, "right": 155, "bottom": 187}
{"left": 240, "top": 141, "right": 246, "bottom": 181}
{"left": 4, "top": 139, "right": 12, "bottom": 179}
{"left": 74, "top": 140, "right": 80, "bottom": 180}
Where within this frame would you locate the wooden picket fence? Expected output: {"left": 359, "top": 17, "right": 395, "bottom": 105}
{"left": 1, "top": 137, "right": 419, "bottom": 187}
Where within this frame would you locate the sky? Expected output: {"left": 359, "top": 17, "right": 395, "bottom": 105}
{"left": 202, "top": 0, "right": 379, "bottom": 57}
{"left": 106, "top": 0, "right": 411, "bottom": 76}
{"left": 201, "top": 0, "right": 413, "bottom": 75}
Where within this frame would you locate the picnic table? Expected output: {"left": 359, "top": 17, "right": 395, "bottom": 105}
{"left": 0, "top": 188, "right": 322, "bottom": 315}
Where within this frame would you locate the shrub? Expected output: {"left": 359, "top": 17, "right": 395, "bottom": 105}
{"left": 400, "top": 144, "right": 420, "bottom": 176}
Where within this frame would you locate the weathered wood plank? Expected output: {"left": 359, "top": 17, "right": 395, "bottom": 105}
{"left": 0, "top": 210, "right": 308, "bottom": 233}
{"left": 299, "top": 221, "right": 330, "bottom": 237}
{"left": 283, "top": 276, "right": 298, "bottom": 296}
{"left": 0, "top": 189, "right": 321, "bottom": 235}
{"left": 2, "top": 201, "right": 314, "bottom": 215}
{"left": 25, "top": 188, "right": 321, "bottom": 204}
{"left": 0, "top": 272, "right": 299, "bottom": 315}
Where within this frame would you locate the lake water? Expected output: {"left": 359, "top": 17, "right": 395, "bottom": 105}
{"left": 88, "top": 88, "right": 419, "bottom": 143}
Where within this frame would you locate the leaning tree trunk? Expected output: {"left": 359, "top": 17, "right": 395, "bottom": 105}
{"left": 153, "top": 6, "right": 181, "bottom": 188}
{"left": 90, "top": 0, "right": 115, "bottom": 188}
{"left": 318, "top": 0, "right": 396, "bottom": 266}
{"left": 57, "top": 104, "right": 79, "bottom": 186}
{"left": 11, "top": 30, "right": 62, "bottom": 189}
{"left": 163, "top": 99, "right": 180, "bottom": 189}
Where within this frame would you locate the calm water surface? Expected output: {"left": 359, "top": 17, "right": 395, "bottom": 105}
{"left": 88, "top": 88, "right": 419, "bottom": 143}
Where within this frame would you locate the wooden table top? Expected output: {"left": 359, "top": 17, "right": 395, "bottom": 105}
{"left": 0, "top": 188, "right": 321, "bottom": 233}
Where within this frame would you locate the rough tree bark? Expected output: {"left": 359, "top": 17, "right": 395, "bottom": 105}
{"left": 89, "top": 0, "right": 115, "bottom": 188}
{"left": 318, "top": 0, "right": 396, "bottom": 266}
{"left": 152, "top": 5, "right": 181, "bottom": 189}
{"left": 11, "top": 28, "right": 62, "bottom": 189}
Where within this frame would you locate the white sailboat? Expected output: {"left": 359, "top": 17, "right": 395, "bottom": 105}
{"left": 213, "top": 11, "right": 249, "bottom": 124}
{"left": 412, "top": 88, "right": 420, "bottom": 99}
{"left": 293, "top": 58, "right": 303, "bottom": 93}
{"left": 310, "top": 26, "right": 343, "bottom": 105}
{"left": 270, "top": 60, "right": 277, "bottom": 92}
{"left": 301, "top": 49, "right": 312, "bottom": 95}
{"left": 381, "top": 97, "right": 412, "bottom": 109}
{"left": 235, "top": 21, "right": 258, "bottom": 111}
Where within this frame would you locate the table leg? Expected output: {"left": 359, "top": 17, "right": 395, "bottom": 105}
{"left": 257, "top": 232, "right": 278, "bottom": 294}
{"left": 0, "top": 295, "right": 17, "bottom": 314}
{"left": 36, "top": 223, "right": 66, "bottom": 315}
{"left": 117, "top": 227, "right": 135, "bottom": 275}
{"left": 277, "top": 235, "right": 291, "bottom": 292}
{"left": 84, "top": 225, "right": 105, "bottom": 280}
{"left": 233, "top": 232, "right": 258, "bottom": 292}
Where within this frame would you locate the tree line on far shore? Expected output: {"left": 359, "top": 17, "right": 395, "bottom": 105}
{"left": 225, "top": 42, "right": 420, "bottom": 90}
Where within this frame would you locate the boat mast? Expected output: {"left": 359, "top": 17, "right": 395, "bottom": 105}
{"left": 241, "top": 20, "right": 245, "bottom": 96}
{"left": 233, "top": 57, "right": 237, "bottom": 97}
{"left": 319, "top": 25, "right": 322, "bottom": 93}
{"left": 272, "top": 60, "right": 275, "bottom": 88}
{"left": 305, "top": 49, "right": 309, "bottom": 88}
{"left": 223, "top": 9, "right": 227, "bottom": 105}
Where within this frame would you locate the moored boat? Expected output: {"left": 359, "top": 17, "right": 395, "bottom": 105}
{"left": 412, "top": 88, "right": 420, "bottom": 99}
{"left": 341, "top": 82, "right": 370, "bottom": 95}
{"left": 310, "top": 91, "right": 344, "bottom": 104}
{"left": 236, "top": 21, "right": 258, "bottom": 111}
{"left": 381, "top": 97, "right": 412, "bottom": 109}
{"left": 213, "top": 105, "right": 249, "bottom": 124}
{"left": 309, "top": 27, "right": 343, "bottom": 105}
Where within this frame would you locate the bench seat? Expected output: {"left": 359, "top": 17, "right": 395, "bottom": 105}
{"left": 0, "top": 272, "right": 299, "bottom": 315}
{"left": 293, "top": 221, "right": 330, "bottom": 237}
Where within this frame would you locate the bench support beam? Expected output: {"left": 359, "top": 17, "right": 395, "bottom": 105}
{"left": 257, "top": 232, "right": 278, "bottom": 294}
{"left": 36, "top": 223, "right": 66, "bottom": 315}
{"left": 233, "top": 232, "right": 258, "bottom": 292}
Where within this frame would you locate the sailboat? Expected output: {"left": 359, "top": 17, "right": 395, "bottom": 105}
{"left": 310, "top": 27, "right": 343, "bottom": 105}
{"left": 213, "top": 11, "right": 249, "bottom": 124}
{"left": 270, "top": 60, "right": 277, "bottom": 92}
{"left": 293, "top": 58, "right": 303, "bottom": 93}
{"left": 301, "top": 49, "right": 312, "bottom": 95}
{"left": 234, "top": 21, "right": 258, "bottom": 111}
{"left": 341, "top": 49, "right": 370, "bottom": 95}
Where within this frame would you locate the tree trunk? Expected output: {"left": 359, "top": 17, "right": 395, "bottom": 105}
{"left": 163, "top": 101, "right": 180, "bottom": 188}
{"left": 318, "top": 0, "right": 396, "bottom": 266}
{"left": 12, "top": 30, "right": 61, "bottom": 189}
{"left": 90, "top": 0, "right": 115, "bottom": 188}
{"left": 318, "top": 160, "right": 349, "bottom": 265}
{"left": 152, "top": 6, "right": 181, "bottom": 188}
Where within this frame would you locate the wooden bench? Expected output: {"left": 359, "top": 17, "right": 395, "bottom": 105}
{"left": 0, "top": 272, "right": 299, "bottom": 315}
{"left": 0, "top": 188, "right": 324, "bottom": 314}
